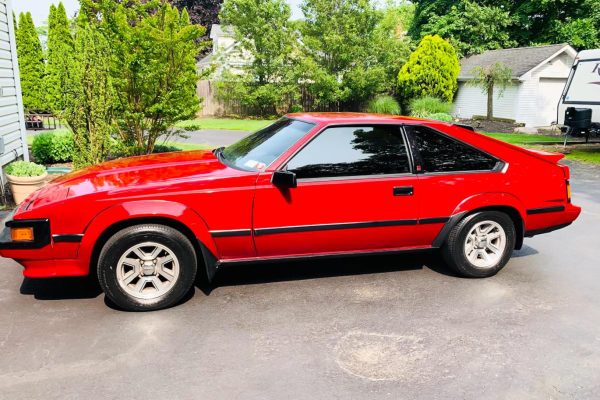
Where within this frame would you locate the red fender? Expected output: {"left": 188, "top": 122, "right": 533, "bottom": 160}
{"left": 78, "top": 200, "right": 217, "bottom": 275}
{"left": 452, "top": 192, "right": 526, "bottom": 220}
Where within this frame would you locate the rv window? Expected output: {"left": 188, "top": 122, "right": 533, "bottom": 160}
{"left": 564, "top": 60, "right": 600, "bottom": 104}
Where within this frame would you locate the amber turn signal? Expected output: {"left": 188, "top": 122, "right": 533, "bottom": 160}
{"left": 11, "top": 227, "right": 34, "bottom": 242}
{"left": 566, "top": 180, "right": 571, "bottom": 203}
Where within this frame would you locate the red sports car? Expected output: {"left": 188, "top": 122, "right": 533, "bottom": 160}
{"left": 0, "top": 113, "right": 581, "bottom": 311}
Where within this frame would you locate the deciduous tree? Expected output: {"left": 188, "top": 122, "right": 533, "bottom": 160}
{"left": 219, "top": 0, "right": 299, "bottom": 115}
{"left": 421, "top": 1, "right": 516, "bottom": 56}
{"left": 297, "top": 0, "right": 392, "bottom": 107}
{"left": 468, "top": 62, "right": 513, "bottom": 120}
{"left": 80, "top": 0, "right": 205, "bottom": 154}
{"left": 172, "top": 0, "right": 222, "bottom": 56}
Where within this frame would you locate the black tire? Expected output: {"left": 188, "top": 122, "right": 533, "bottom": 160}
{"left": 442, "top": 211, "right": 516, "bottom": 278}
{"left": 97, "top": 224, "right": 197, "bottom": 311}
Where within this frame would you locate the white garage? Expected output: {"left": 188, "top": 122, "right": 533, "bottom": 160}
{"left": 453, "top": 44, "right": 577, "bottom": 128}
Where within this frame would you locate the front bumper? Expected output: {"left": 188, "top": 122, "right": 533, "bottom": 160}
{"left": 0, "top": 210, "right": 51, "bottom": 250}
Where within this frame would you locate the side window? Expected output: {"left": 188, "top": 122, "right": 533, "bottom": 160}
{"left": 286, "top": 125, "right": 410, "bottom": 179}
{"left": 406, "top": 126, "right": 498, "bottom": 173}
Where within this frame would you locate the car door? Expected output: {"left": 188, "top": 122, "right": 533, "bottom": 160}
{"left": 252, "top": 124, "right": 426, "bottom": 258}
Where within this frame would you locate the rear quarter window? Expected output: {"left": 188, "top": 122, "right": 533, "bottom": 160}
{"left": 406, "top": 125, "right": 498, "bottom": 173}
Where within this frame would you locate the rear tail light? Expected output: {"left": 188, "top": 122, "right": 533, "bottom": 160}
{"left": 566, "top": 180, "right": 571, "bottom": 203}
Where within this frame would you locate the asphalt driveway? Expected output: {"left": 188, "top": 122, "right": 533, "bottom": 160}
{"left": 0, "top": 160, "right": 599, "bottom": 399}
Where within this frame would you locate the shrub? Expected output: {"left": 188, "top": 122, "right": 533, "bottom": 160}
{"left": 5, "top": 161, "right": 46, "bottom": 177}
{"left": 153, "top": 144, "right": 182, "bottom": 153}
{"left": 368, "top": 95, "right": 401, "bottom": 115}
{"left": 428, "top": 113, "right": 454, "bottom": 122}
{"left": 409, "top": 96, "right": 453, "bottom": 118}
{"left": 397, "top": 35, "right": 460, "bottom": 102}
{"left": 32, "top": 131, "right": 75, "bottom": 164}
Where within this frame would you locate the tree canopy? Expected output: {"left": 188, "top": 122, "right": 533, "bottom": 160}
{"left": 411, "top": 0, "right": 600, "bottom": 52}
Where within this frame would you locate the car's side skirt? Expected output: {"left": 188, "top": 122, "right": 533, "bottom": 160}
{"left": 216, "top": 246, "right": 435, "bottom": 266}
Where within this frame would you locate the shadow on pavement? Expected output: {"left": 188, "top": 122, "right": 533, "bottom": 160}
{"left": 210, "top": 250, "right": 457, "bottom": 289}
{"left": 20, "top": 276, "right": 102, "bottom": 300}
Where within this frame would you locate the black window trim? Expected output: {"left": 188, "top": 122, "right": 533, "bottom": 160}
{"left": 275, "top": 123, "right": 416, "bottom": 182}
{"left": 401, "top": 124, "right": 506, "bottom": 175}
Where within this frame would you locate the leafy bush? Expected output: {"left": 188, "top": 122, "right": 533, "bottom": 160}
{"left": 368, "top": 95, "right": 401, "bottom": 115}
{"left": 428, "top": 113, "right": 453, "bottom": 122}
{"left": 409, "top": 96, "right": 453, "bottom": 118}
{"left": 5, "top": 161, "right": 46, "bottom": 177}
{"left": 153, "top": 144, "right": 182, "bottom": 153}
{"left": 397, "top": 35, "right": 460, "bottom": 102}
{"left": 32, "top": 131, "right": 75, "bottom": 164}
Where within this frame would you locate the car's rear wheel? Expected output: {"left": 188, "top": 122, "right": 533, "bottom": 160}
{"left": 97, "top": 224, "right": 197, "bottom": 311}
{"left": 442, "top": 211, "right": 515, "bottom": 278}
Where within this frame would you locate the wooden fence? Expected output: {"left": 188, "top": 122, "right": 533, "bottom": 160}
{"left": 196, "top": 80, "right": 365, "bottom": 117}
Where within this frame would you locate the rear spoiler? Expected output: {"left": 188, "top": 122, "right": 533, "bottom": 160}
{"left": 523, "top": 148, "right": 565, "bottom": 163}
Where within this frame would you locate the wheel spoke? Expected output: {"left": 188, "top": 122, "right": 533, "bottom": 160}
{"left": 134, "top": 277, "right": 147, "bottom": 293}
{"left": 487, "top": 231, "right": 501, "bottom": 241}
{"left": 157, "top": 265, "right": 175, "bottom": 281}
{"left": 122, "top": 268, "right": 139, "bottom": 285}
{"left": 487, "top": 242, "right": 502, "bottom": 255}
{"left": 133, "top": 247, "right": 149, "bottom": 261}
{"left": 148, "top": 246, "right": 162, "bottom": 260}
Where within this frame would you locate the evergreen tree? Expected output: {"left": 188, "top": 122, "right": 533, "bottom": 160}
{"left": 397, "top": 35, "right": 460, "bottom": 102}
{"left": 63, "top": 17, "right": 114, "bottom": 168}
{"left": 16, "top": 12, "right": 46, "bottom": 111}
{"left": 45, "top": 2, "right": 75, "bottom": 113}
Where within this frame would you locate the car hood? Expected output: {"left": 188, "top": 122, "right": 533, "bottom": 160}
{"left": 26, "top": 150, "right": 236, "bottom": 209}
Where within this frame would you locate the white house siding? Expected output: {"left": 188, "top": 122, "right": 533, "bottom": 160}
{"left": 0, "top": 0, "right": 28, "bottom": 167}
{"left": 453, "top": 82, "right": 519, "bottom": 121}
{"left": 515, "top": 52, "right": 572, "bottom": 127}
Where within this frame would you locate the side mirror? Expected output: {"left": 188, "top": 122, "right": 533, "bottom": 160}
{"left": 271, "top": 170, "right": 297, "bottom": 189}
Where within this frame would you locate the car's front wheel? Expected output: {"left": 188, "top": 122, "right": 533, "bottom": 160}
{"left": 97, "top": 224, "right": 197, "bottom": 311}
{"left": 442, "top": 211, "right": 516, "bottom": 278}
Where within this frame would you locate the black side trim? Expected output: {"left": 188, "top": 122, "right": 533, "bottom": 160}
{"left": 526, "top": 206, "right": 565, "bottom": 215}
{"left": 525, "top": 222, "right": 572, "bottom": 237}
{"left": 419, "top": 217, "right": 450, "bottom": 224}
{"left": 218, "top": 246, "right": 435, "bottom": 266}
{"left": 210, "top": 229, "right": 252, "bottom": 238}
{"left": 0, "top": 217, "right": 51, "bottom": 250}
{"left": 52, "top": 234, "right": 83, "bottom": 243}
{"left": 254, "top": 219, "right": 418, "bottom": 236}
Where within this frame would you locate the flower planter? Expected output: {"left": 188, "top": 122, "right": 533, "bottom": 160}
{"left": 5, "top": 172, "right": 48, "bottom": 204}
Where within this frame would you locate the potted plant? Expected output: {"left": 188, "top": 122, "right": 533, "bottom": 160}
{"left": 4, "top": 161, "right": 48, "bottom": 204}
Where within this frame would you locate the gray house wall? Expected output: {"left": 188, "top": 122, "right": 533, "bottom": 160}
{"left": 0, "top": 0, "right": 29, "bottom": 169}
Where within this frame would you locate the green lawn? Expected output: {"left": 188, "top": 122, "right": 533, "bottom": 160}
{"left": 482, "top": 132, "right": 562, "bottom": 145}
{"left": 174, "top": 118, "right": 274, "bottom": 131}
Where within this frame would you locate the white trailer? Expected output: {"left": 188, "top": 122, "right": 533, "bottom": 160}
{"left": 558, "top": 49, "right": 600, "bottom": 141}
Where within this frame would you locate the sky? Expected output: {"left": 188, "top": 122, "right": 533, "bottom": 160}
{"left": 13, "top": 0, "right": 304, "bottom": 26}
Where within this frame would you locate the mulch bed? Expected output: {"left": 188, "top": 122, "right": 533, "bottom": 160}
{"left": 458, "top": 119, "right": 522, "bottom": 133}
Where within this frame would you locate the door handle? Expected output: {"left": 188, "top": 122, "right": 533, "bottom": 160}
{"left": 393, "top": 186, "right": 414, "bottom": 196}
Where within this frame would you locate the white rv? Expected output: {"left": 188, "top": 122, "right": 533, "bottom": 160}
{"left": 558, "top": 49, "right": 600, "bottom": 140}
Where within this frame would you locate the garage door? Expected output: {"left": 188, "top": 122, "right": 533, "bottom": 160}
{"left": 537, "top": 78, "right": 567, "bottom": 126}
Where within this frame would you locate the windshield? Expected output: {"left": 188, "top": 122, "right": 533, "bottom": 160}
{"left": 221, "top": 118, "right": 315, "bottom": 171}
